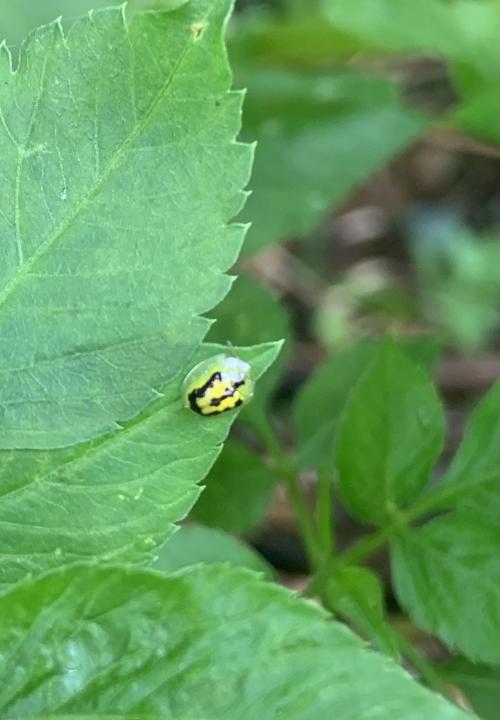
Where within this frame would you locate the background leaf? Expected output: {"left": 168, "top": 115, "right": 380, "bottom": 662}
{"left": 335, "top": 340, "right": 445, "bottom": 524}
{"left": 191, "top": 439, "right": 276, "bottom": 534}
{"left": 294, "top": 337, "right": 375, "bottom": 470}
{"left": 0, "top": 563, "right": 471, "bottom": 720}
{"left": 437, "top": 381, "right": 500, "bottom": 513}
{"left": 0, "top": 1, "right": 251, "bottom": 448}
{"left": 293, "top": 337, "right": 440, "bottom": 471}
{"left": 324, "top": 0, "right": 461, "bottom": 55}
{"left": 409, "top": 215, "right": 500, "bottom": 351}
{"left": 325, "top": 564, "right": 399, "bottom": 658}
{"left": 440, "top": 656, "right": 500, "bottom": 720}
{"left": 235, "top": 68, "right": 426, "bottom": 254}
{"left": 391, "top": 381, "right": 500, "bottom": 665}
{"left": 391, "top": 514, "right": 500, "bottom": 664}
{"left": 153, "top": 522, "right": 274, "bottom": 578}
{"left": 0, "top": 341, "right": 281, "bottom": 592}
{"left": 323, "top": 0, "right": 500, "bottom": 142}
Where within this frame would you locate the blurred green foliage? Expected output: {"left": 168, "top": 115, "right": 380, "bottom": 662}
{"left": 153, "top": 522, "right": 274, "bottom": 577}
{"left": 409, "top": 214, "right": 500, "bottom": 351}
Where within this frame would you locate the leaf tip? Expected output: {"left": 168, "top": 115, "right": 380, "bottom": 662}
{"left": 0, "top": 38, "right": 13, "bottom": 74}
{"left": 119, "top": 2, "right": 130, "bottom": 33}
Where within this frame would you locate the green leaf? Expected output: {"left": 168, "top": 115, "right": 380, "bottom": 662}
{"left": 335, "top": 340, "right": 444, "bottom": 524}
{"left": 410, "top": 218, "right": 500, "bottom": 352}
{"left": 447, "top": 0, "right": 500, "bottom": 142}
{"left": 294, "top": 336, "right": 440, "bottom": 471}
{"left": 324, "top": 0, "right": 500, "bottom": 143}
{"left": 0, "top": 341, "right": 281, "bottom": 592}
{"left": 207, "top": 273, "right": 291, "bottom": 425}
{"left": 192, "top": 439, "right": 275, "bottom": 534}
{"left": 441, "top": 656, "right": 500, "bottom": 720}
{"left": 231, "top": 9, "right": 365, "bottom": 66}
{"left": 0, "top": 0, "right": 108, "bottom": 47}
{"left": 153, "top": 522, "right": 274, "bottom": 578}
{"left": 451, "top": 83, "right": 500, "bottom": 144}
{"left": 437, "top": 381, "right": 500, "bottom": 517}
{"left": 236, "top": 67, "right": 426, "bottom": 254}
{"left": 325, "top": 564, "right": 399, "bottom": 658}
{"left": 294, "top": 337, "right": 376, "bottom": 469}
{"left": 0, "top": 1, "right": 252, "bottom": 449}
{"left": 324, "top": 0, "right": 461, "bottom": 56}
{"left": 0, "top": 0, "right": 190, "bottom": 49}
{"left": 0, "top": 563, "right": 471, "bottom": 719}
{"left": 392, "top": 514, "right": 500, "bottom": 665}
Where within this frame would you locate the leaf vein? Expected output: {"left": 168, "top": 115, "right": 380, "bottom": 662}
{"left": 0, "top": 27, "right": 195, "bottom": 312}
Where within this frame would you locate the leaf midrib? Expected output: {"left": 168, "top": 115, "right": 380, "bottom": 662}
{"left": 0, "top": 17, "right": 195, "bottom": 316}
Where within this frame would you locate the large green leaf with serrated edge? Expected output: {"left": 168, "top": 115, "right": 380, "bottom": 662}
{"left": 0, "top": 341, "right": 281, "bottom": 592}
{"left": 0, "top": 0, "right": 252, "bottom": 449}
{"left": 0, "top": 563, "right": 471, "bottom": 719}
{"left": 0, "top": 1, "right": 183, "bottom": 48}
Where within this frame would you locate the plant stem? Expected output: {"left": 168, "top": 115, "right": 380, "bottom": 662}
{"left": 316, "top": 468, "right": 334, "bottom": 556}
{"left": 282, "top": 463, "right": 322, "bottom": 569}
{"left": 257, "top": 417, "right": 322, "bottom": 570}
{"left": 395, "top": 631, "right": 454, "bottom": 701}
{"left": 340, "top": 477, "right": 469, "bottom": 566}
{"left": 341, "top": 524, "right": 395, "bottom": 565}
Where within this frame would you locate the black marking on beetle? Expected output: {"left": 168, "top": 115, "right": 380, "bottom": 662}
{"left": 188, "top": 391, "right": 202, "bottom": 414}
{"left": 188, "top": 371, "right": 225, "bottom": 414}
{"left": 187, "top": 371, "right": 247, "bottom": 415}
{"left": 195, "top": 371, "right": 222, "bottom": 397}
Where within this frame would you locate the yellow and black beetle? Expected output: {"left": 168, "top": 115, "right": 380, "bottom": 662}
{"left": 182, "top": 354, "right": 254, "bottom": 416}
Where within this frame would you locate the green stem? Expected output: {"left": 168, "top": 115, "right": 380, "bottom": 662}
{"left": 282, "top": 464, "right": 322, "bottom": 569}
{"left": 340, "top": 478, "right": 470, "bottom": 566}
{"left": 341, "top": 524, "right": 395, "bottom": 565}
{"left": 316, "top": 468, "right": 334, "bottom": 556}
{"left": 257, "top": 417, "right": 322, "bottom": 570}
{"left": 395, "top": 631, "right": 454, "bottom": 700}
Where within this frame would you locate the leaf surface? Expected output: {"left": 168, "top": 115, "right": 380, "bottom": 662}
{"left": 0, "top": 341, "right": 280, "bottom": 591}
{"left": 392, "top": 514, "right": 500, "bottom": 664}
{"left": 0, "top": 563, "right": 471, "bottom": 720}
{"left": 153, "top": 522, "right": 273, "bottom": 577}
{"left": 335, "top": 340, "right": 444, "bottom": 523}
{"left": 192, "top": 439, "right": 275, "bottom": 534}
{"left": 0, "top": 1, "right": 251, "bottom": 448}
{"left": 294, "top": 337, "right": 439, "bottom": 471}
